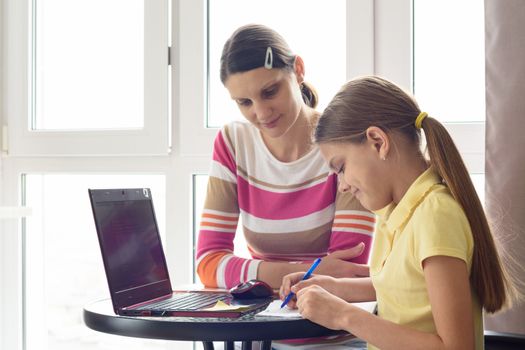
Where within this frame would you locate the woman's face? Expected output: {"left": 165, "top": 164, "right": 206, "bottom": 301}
{"left": 224, "top": 66, "right": 305, "bottom": 139}
{"left": 319, "top": 141, "right": 392, "bottom": 211}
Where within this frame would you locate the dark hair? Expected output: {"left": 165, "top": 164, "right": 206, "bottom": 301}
{"left": 220, "top": 24, "right": 318, "bottom": 108}
{"left": 315, "top": 76, "right": 516, "bottom": 313}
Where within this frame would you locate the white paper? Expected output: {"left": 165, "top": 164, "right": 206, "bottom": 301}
{"left": 257, "top": 300, "right": 377, "bottom": 318}
{"left": 256, "top": 300, "right": 303, "bottom": 318}
{"left": 353, "top": 301, "right": 377, "bottom": 313}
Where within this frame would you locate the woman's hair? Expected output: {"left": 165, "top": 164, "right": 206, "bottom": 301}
{"left": 220, "top": 24, "right": 318, "bottom": 108}
{"left": 315, "top": 75, "right": 515, "bottom": 313}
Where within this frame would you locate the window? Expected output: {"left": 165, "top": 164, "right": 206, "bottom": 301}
{"left": 413, "top": 0, "right": 485, "bottom": 123}
{"left": 412, "top": 0, "right": 485, "bottom": 175}
{"left": 7, "top": 0, "right": 170, "bottom": 156}
{"left": 2, "top": 1, "right": 181, "bottom": 349}
{"left": 33, "top": 0, "right": 145, "bottom": 130}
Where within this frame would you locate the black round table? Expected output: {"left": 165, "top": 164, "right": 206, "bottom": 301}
{"left": 83, "top": 298, "right": 348, "bottom": 350}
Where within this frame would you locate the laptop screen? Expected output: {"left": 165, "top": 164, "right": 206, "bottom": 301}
{"left": 89, "top": 189, "right": 172, "bottom": 311}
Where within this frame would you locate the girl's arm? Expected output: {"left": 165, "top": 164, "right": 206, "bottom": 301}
{"left": 280, "top": 273, "right": 376, "bottom": 308}
{"left": 259, "top": 245, "right": 371, "bottom": 288}
{"left": 297, "top": 256, "right": 475, "bottom": 350}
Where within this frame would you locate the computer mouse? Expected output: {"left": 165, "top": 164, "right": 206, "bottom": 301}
{"left": 229, "top": 279, "right": 273, "bottom": 299}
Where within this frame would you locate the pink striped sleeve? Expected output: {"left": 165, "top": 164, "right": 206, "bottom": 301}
{"left": 198, "top": 220, "right": 263, "bottom": 288}
{"left": 212, "top": 130, "right": 236, "bottom": 174}
{"left": 223, "top": 256, "right": 254, "bottom": 288}
{"left": 196, "top": 230, "right": 235, "bottom": 260}
{"left": 328, "top": 209, "right": 375, "bottom": 264}
{"left": 196, "top": 127, "right": 246, "bottom": 287}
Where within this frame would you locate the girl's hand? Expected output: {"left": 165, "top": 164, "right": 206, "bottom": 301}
{"left": 279, "top": 273, "right": 340, "bottom": 309}
{"left": 296, "top": 284, "right": 354, "bottom": 330}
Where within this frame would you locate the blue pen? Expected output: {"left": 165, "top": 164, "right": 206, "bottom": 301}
{"left": 280, "top": 257, "right": 322, "bottom": 308}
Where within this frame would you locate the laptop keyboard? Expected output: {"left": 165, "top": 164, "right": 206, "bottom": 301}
{"left": 140, "top": 293, "right": 229, "bottom": 311}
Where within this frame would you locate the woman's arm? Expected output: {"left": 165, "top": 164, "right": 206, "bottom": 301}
{"left": 196, "top": 129, "right": 250, "bottom": 288}
{"left": 296, "top": 256, "right": 475, "bottom": 350}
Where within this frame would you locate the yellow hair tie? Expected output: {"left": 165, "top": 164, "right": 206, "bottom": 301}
{"left": 415, "top": 112, "right": 428, "bottom": 129}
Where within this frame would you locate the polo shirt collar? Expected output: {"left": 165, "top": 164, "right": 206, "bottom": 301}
{"left": 373, "top": 167, "right": 442, "bottom": 233}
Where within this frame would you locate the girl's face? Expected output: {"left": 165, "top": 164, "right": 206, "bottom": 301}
{"left": 224, "top": 64, "right": 305, "bottom": 139}
{"left": 319, "top": 140, "right": 392, "bottom": 211}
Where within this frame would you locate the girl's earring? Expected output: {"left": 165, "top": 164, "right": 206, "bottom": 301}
{"left": 382, "top": 156, "right": 386, "bottom": 161}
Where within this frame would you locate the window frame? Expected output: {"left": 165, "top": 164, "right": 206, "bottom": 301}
{"left": 5, "top": 0, "right": 170, "bottom": 156}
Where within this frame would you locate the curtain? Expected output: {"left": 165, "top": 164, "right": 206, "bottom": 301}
{"left": 484, "top": 0, "right": 525, "bottom": 334}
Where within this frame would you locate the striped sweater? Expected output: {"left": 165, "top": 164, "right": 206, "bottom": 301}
{"left": 196, "top": 121, "right": 375, "bottom": 288}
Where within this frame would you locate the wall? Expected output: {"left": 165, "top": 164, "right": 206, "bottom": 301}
{"left": 484, "top": 0, "right": 525, "bottom": 335}
{"left": 0, "top": 0, "right": 5, "bottom": 344}
{"left": 1, "top": 0, "right": 4, "bottom": 172}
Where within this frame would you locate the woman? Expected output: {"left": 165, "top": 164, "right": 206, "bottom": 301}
{"left": 196, "top": 24, "right": 374, "bottom": 291}
{"left": 281, "top": 76, "right": 516, "bottom": 350}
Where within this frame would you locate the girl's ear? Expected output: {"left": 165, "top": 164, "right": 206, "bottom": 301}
{"left": 365, "top": 126, "right": 390, "bottom": 160}
{"left": 293, "top": 55, "right": 305, "bottom": 84}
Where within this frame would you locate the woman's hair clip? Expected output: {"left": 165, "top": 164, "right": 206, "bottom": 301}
{"left": 264, "top": 47, "right": 273, "bottom": 69}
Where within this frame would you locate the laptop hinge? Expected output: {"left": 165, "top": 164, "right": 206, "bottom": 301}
{"left": 124, "top": 293, "right": 173, "bottom": 310}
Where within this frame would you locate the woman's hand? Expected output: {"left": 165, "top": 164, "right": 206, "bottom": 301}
{"left": 295, "top": 285, "right": 355, "bottom": 330}
{"left": 316, "top": 243, "right": 370, "bottom": 278}
{"left": 279, "top": 273, "right": 340, "bottom": 309}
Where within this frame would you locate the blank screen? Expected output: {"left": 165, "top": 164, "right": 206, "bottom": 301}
{"left": 94, "top": 200, "right": 169, "bottom": 293}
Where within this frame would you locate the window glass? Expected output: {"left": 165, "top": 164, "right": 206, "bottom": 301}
{"left": 413, "top": 0, "right": 485, "bottom": 122}
{"left": 471, "top": 173, "right": 485, "bottom": 207}
{"left": 208, "top": 0, "right": 346, "bottom": 128}
{"left": 33, "top": 0, "right": 144, "bottom": 130}
{"left": 23, "top": 174, "right": 169, "bottom": 350}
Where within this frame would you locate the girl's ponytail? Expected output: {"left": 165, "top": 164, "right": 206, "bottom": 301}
{"left": 421, "top": 116, "right": 515, "bottom": 312}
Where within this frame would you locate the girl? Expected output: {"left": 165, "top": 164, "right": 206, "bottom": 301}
{"left": 196, "top": 25, "right": 374, "bottom": 291}
{"left": 281, "top": 76, "right": 515, "bottom": 350}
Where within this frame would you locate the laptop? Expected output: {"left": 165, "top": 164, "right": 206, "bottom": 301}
{"left": 88, "top": 188, "right": 271, "bottom": 318}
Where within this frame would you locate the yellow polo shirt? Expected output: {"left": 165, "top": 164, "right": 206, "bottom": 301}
{"left": 369, "top": 168, "right": 483, "bottom": 350}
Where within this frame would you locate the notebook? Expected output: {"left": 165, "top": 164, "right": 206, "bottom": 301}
{"left": 88, "top": 188, "right": 271, "bottom": 318}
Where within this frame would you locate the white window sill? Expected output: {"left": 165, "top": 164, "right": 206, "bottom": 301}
{"left": 0, "top": 207, "right": 32, "bottom": 219}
